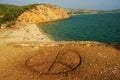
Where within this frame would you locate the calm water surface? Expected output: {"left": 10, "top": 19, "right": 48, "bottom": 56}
{"left": 38, "top": 12, "right": 120, "bottom": 44}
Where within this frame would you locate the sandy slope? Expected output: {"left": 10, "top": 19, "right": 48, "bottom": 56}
{"left": 0, "top": 42, "right": 120, "bottom": 80}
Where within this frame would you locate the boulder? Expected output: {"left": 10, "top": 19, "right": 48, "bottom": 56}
{"left": 0, "top": 23, "right": 7, "bottom": 29}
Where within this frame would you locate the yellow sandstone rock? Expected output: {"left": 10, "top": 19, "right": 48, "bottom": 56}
{"left": 17, "top": 4, "right": 69, "bottom": 24}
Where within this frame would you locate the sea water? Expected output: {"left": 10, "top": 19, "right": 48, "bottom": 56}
{"left": 38, "top": 12, "right": 120, "bottom": 44}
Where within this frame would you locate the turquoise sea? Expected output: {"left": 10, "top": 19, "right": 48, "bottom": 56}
{"left": 39, "top": 12, "right": 120, "bottom": 44}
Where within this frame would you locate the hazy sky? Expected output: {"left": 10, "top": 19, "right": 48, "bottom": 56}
{"left": 0, "top": 0, "right": 120, "bottom": 10}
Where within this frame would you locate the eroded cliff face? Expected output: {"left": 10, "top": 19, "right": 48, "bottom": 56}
{"left": 17, "top": 4, "right": 69, "bottom": 24}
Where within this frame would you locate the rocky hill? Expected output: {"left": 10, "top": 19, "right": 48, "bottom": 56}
{"left": 17, "top": 4, "right": 69, "bottom": 24}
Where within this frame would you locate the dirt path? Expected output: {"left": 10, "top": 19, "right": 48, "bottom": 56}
{"left": 0, "top": 42, "right": 119, "bottom": 80}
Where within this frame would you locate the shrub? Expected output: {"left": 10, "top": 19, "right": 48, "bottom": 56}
{"left": 0, "top": 4, "right": 38, "bottom": 27}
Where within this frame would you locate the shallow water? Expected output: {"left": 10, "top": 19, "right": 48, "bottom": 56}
{"left": 38, "top": 12, "right": 120, "bottom": 44}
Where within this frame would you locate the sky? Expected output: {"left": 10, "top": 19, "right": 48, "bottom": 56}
{"left": 0, "top": 0, "right": 120, "bottom": 10}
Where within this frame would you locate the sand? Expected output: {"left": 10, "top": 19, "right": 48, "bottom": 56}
{"left": 0, "top": 25, "right": 120, "bottom": 80}
{"left": 0, "top": 24, "right": 53, "bottom": 44}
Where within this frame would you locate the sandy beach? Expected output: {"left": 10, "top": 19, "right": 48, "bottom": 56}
{"left": 0, "top": 25, "right": 120, "bottom": 80}
{"left": 0, "top": 24, "right": 53, "bottom": 45}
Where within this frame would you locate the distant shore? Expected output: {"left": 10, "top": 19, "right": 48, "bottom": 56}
{"left": 70, "top": 11, "right": 120, "bottom": 17}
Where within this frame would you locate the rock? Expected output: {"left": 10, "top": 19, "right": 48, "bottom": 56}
{"left": 15, "top": 44, "right": 31, "bottom": 47}
{"left": 86, "top": 44, "right": 91, "bottom": 47}
{"left": 17, "top": 4, "right": 69, "bottom": 24}
{"left": 32, "top": 46, "right": 39, "bottom": 50}
{"left": 0, "top": 23, "right": 7, "bottom": 29}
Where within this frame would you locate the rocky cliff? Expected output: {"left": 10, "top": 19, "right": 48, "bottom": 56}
{"left": 17, "top": 4, "right": 69, "bottom": 24}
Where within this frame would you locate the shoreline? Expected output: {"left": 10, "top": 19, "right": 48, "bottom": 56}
{"left": 70, "top": 11, "right": 120, "bottom": 17}
{"left": 0, "top": 24, "right": 54, "bottom": 45}
{"left": 0, "top": 24, "right": 120, "bottom": 47}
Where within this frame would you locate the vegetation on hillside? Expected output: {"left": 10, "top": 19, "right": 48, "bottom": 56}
{"left": 0, "top": 4, "right": 38, "bottom": 26}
